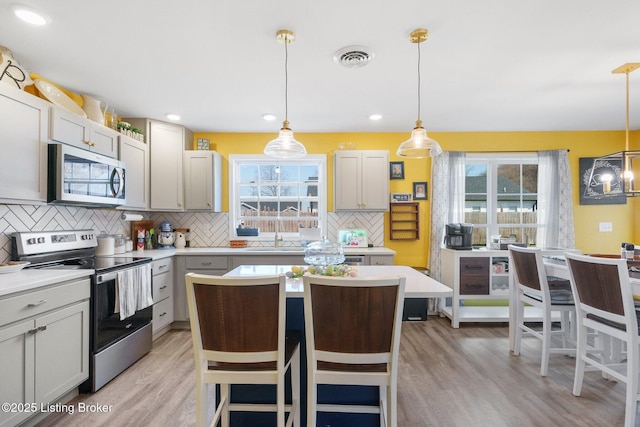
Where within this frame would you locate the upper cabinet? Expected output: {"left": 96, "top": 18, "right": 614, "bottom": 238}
{"left": 0, "top": 84, "right": 49, "bottom": 204}
{"left": 184, "top": 150, "right": 222, "bottom": 211}
{"left": 126, "top": 119, "right": 188, "bottom": 211}
{"left": 334, "top": 150, "right": 389, "bottom": 211}
{"left": 50, "top": 106, "right": 118, "bottom": 158}
{"left": 119, "top": 134, "right": 150, "bottom": 210}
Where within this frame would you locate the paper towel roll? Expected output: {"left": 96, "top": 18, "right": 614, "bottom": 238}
{"left": 120, "top": 213, "right": 144, "bottom": 221}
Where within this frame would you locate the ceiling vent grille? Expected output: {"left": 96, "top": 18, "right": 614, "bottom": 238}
{"left": 334, "top": 46, "right": 374, "bottom": 68}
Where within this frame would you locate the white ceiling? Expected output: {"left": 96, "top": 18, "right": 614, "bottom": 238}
{"left": 1, "top": 0, "right": 640, "bottom": 134}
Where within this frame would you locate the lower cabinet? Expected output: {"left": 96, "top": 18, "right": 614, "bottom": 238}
{"left": 0, "top": 278, "right": 90, "bottom": 427}
{"left": 152, "top": 258, "right": 174, "bottom": 339}
{"left": 173, "top": 256, "right": 230, "bottom": 322}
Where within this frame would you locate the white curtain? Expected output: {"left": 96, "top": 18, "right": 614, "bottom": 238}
{"left": 537, "top": 150, "right": 575, "bottom": 249}
{"left": 428, "top": 151, "right": 466, "bottom": 282}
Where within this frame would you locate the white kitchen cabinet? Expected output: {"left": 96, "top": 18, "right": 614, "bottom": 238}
{"left": 119, "top": 134, "right": 150, "bottom": 209}
{"left": 0, "top": 278, "right": 90, "bottom": 427}
{"left": 152, "top": 258, "right": 173, "bottom": 339}
{"left": 142, "top": 119, "right": 186, "bottom": 210}
{"left": 334, "top": 150, "right": 389, "bottom": 211}
{"left": 50, "top": 105, "right": 119, "bottom": 158}
{"left": 0, "top": 84, "right": 49, "bottom": 204}
{"left": 184, "top": 150, "right": 222, "bottom": 211}
{"left": 173, "top": 256, "right": 229, "bottom": 322}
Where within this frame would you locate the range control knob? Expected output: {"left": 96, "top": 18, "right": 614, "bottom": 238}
{"left": 27, "top": 238, "right": 36, "bottom": 245}
{"left": 37, "top": 237, "right": 45, "bottom": 243}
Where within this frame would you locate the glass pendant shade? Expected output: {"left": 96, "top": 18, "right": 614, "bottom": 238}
{"left": 397, "top": 121, "right": 442, "bottom": 158}
{"left": 264, "top": 122, "right": 307, "bottom": 158}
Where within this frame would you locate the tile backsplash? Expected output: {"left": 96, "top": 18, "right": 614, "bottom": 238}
{"left": 0, "top": 204, "right": 384, "bottom": 263}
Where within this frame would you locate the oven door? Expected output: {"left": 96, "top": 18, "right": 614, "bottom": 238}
{"left": 93, "top": 268, "right": 152, "bottom": 352}
{"left": 48, "top": 143, "right": 126, "bottom": 207}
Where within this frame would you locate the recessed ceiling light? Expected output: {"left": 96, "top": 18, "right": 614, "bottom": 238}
{"left": 11, "top": 4, "right": 50, "bottom": 26}
{"left": 166, "top": 114, "right": 181, "bottom": 121}
{"left": 262, "top": 113, "right": 277, "bottom": 121}
{"left": 369, "top": 114, "right": 383, "bottom": 121}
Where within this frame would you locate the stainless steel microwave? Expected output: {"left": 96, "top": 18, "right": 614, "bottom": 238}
{"left": 48, "top": 144, "right": 126, "bottom": 207}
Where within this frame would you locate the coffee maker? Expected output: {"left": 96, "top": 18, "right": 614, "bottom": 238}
{"left": 444, "top": 223, "right": 473, "bottom": 250}
{"left": 157, "top": 221, "right": 175, "bottom": 249}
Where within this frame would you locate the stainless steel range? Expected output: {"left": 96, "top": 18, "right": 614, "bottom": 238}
{"left": 12, "top": 229, "right": 153, "bottom": 392}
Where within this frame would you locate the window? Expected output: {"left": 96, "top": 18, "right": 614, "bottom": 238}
{"left": 465, "top": 154, "right": 538, "bottom": 247}
{"left": 229, "top": 155, "right": 327, "bottom": 239}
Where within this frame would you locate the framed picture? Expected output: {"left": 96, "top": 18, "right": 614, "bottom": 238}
{"left": 390, "top": 193, "right": 413, "bottom": 203}
{"left": 413, "top": 182, "right": 427, "bottom": 200}
{"left": 390, "top": 161, "right": 404, "bottom": 180}
{"left": 579, "top": 157, "right": 626, "bottom": 205}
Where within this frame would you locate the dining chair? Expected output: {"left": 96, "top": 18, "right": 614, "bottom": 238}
{"left": 565, "top": 252, "right": 640, "bottom": 427}
{"left": 509, "top": 245, "right": 575, "bottom": 376}
{"left": 302, "top": 274, "right": 406, "bottom": 427}
{"left": 185, "top": 273, "right": 300, "bottom": 427}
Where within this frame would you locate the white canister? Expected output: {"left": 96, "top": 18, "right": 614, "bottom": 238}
{"left": 96, "top": 234, "right": 115, "bottom": 256}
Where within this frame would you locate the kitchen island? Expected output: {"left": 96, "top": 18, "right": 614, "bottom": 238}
{"left": 217, "top": 264, "right": 451, "bottom": 427}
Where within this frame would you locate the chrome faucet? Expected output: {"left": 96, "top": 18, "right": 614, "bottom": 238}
{"left": 274, "top": 218, "right": 283, "bottom": 248}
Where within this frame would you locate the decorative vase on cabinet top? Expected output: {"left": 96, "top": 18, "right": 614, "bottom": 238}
{"left": 81, "top": 94, "right": 107, "bottom": 124}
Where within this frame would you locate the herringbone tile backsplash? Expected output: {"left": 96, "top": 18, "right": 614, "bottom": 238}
{"left": 0, "top": 204, "right": 384, "bottom": 263}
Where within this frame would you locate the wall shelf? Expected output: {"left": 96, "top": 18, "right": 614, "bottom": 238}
{"left": 389, "top": 202, "right": 419, "bottom": 240}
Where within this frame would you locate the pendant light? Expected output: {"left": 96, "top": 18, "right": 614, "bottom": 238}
{"left": 264, "top": 29, "right": 307, "bottom": 159}
{"left": 397, "top": 28, "right": 442, "bottom": 158}
{"left": 587, "top": 63, "right": 640, "bottom": 198}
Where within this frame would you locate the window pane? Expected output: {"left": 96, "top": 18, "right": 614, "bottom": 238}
{"left": 260, "top": 164, "right": 279, "bottom": 182}
{"left": 279, "top": 165, "right": 298, "bottom": 182}
{"left": 281, "top": 185, "right": 298, "bottom": 197}
{"left": 497, "top": 164, "right": 520, "bottom": 194}
{"left": 466, "top": 164, "right": 487, "bottom": 193}
{"left": 240, "top": 164, "right": 259, "bottom": 182}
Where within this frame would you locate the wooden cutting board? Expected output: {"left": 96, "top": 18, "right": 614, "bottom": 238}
{"left": 131, "top": 220, "right": 154, "bottom": 238}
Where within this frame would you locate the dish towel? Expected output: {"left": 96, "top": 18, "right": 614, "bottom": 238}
{"left": 115, "top": 264, "right": 153, "bottom": 320}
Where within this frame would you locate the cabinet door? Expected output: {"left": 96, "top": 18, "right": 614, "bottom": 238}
{"left": 184, "top": 151, "right": 213, "bottom": 210}
{"left": 50, "top": 106, "right": 91, "bottom": 150}
{"left": 369, "top": 255, "right": 394, "bottom": 266}
{"left": 360, "top": 151, "right": 389, "bottom": 210}
{"left": 334, "top": 151, "right": 362, "bottom": 210}
{"left": 0, "top": 85, "right": 48, "bottom": 203}
{"left": 0, "top": 320, "right": 35, "bottom": 427}
{"left": 119, "top": 134, "right": 149, "bottom": 209}
{"left": 88, "top": 125, "right": 118, "bottom": 158}
{"left": 149, "top": 121, "right": 184, "bottom": 210}
{"left": 35, "top": 301, "right": 89, "bottom": 404}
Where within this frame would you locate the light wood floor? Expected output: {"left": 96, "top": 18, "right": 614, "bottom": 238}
{"left": 36, "top": 317, "right": 633, "bottom": 427}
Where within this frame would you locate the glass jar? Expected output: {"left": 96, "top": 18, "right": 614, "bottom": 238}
{"left": 114, "top": 234, "right": 126, "bottom": 254}
{"left": 304, "top": 236, "right": 345, "bottom": 266}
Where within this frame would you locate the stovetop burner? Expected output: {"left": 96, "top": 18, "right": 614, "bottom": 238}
{"left": 11, "top": 230, "right": 151, "bottom": 274}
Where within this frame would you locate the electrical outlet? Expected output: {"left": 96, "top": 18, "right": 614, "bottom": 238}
{"left": 599, "top": 222, "right": 613, "bottom": 232}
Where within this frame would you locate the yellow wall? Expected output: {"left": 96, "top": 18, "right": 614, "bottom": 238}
{"left": 193, "top": 130, "right": 639, "bottom": 266}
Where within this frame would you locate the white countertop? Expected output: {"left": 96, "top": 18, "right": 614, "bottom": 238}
{"left": 123, "top": 246, "right": 395, "bottom": 260}
{"left": 223, "top": 265, "right": 451, "bottom": 298}
{"left": 0, "top": 270, "right": 93, "bottom": 297}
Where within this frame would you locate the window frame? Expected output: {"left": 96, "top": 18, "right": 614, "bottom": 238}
{"left": 465, "top": 153, "right": 539, "bottom": 246}
{"left": 228, "top": 154, "right": 327, "bottom": 241}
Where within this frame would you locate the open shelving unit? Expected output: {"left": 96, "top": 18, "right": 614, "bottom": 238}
{"left": 389, "top": 202, "right": 420, "bottom": 240}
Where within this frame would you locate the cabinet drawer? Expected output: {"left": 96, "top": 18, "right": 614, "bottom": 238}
{"left": 153, "top": 258, "right": 172, "bottom": 275}
{"left": 153, "top": 297, "right": 174, "bottom": 333}
{"left": 153, "top": 272, "right": 172, "bottom": 302}
{"left": 186, "top": 256, "right": 228, "bottom": 270}
{"left": 459, "top": 257, "right": 490, "bottom": 274}
{"left": 459, "top": 274, "right": 490, "bottom": 295}
{"left": 369, "top": 255, "right": 394, "bottom": 266}
{"left": 0, "top": 278, "right": 90, "bottom": 326}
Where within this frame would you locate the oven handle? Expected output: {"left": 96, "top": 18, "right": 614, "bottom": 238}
{"left": 97, "top": 263, "right": 151, "bottom": 283}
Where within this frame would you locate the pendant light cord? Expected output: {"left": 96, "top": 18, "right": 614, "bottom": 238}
{"left": 416, "top": 40, "right": 421, "bottom": 123}
{"left": 625, "top": 71, "right": 629, "bottom": 151}
{"left": 284, "top": 38, "right": 289, "bottom": 124}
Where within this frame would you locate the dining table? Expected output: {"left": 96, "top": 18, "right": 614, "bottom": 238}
{"left": 222, "top": 264, "right": 452, "bottom": 427}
